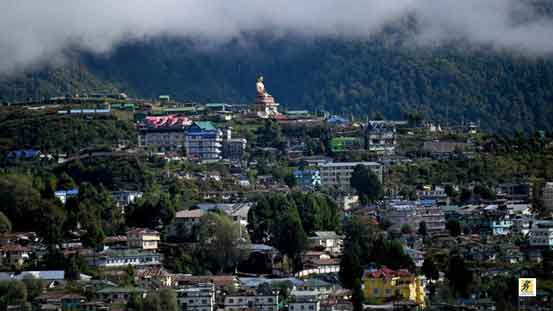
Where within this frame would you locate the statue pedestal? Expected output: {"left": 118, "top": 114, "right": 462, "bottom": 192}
{"left": 254, "top": 94, "right": 279, "bottom": 118}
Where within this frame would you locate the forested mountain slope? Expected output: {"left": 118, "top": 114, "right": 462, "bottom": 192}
{"left": 2, "top": 35, "right": 553, "bottom": 132}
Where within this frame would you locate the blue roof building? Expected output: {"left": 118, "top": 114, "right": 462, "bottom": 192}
{"left": 185, "top": 121, "right": 224, "bottom": 162}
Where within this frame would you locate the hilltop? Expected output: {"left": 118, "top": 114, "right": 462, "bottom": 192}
{"left": 2, "top": 36, "right": 553, "bottom": 133}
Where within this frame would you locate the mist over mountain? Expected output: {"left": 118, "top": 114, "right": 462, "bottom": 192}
{"left": 2, "top": 0, "right": 553, "bottom": 74}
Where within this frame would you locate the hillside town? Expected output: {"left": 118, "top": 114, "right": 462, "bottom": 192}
{"left": 1, "top": 76, "right": 552, "bottom": 311}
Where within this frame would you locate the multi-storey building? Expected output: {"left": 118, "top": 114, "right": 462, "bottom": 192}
{"left": 362, "top": 267, "right": 425, "bottom": 307}
{"left": 288, "top": 291, "right": 321, "bottom": 311}
{"left": 185, "top": 122, "right": 223, "bottom": 162}
{"left": 385, "top": 202, "right": 420, "bottom": 231}
{"left": 385, "top": 200, "right": 445, "bottom": 233}
{"left": 176, "top": 284, "right": 216, "bottom": 311}
{"left": 223, "top": 291, "right": 279, "bottom": 311}
{"left": 365, "top": 121, "right": 397, "bottom": 154}
{"left": 318, "top": 162, "right": 383, "bottom": 193}
{"left": 416, "top": 200, "right": 446, "bottom": 232}
{"left": 490, "top": 217, "right": 513, "bottom": 236}
{"left": 529, "top": 220, "right": 553, "bottom": 249}
{"left": 138, "top": 115, "right": 191, "bottom": 152}
{"left": 223, "top": 138, "right": 247, "bottom": 161}
{"left": 127, "top": 228, "right": 160, "bottom": 251}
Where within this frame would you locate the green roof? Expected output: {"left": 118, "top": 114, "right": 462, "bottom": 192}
{"left": 330, "top": 136, "right": 363, "bottom": 151}
{"left": 194, "top": 121, "right": 217, "bottom": 130}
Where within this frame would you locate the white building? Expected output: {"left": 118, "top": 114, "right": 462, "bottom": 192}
{"left": 185, "top": 122, "right": 224, "bottom": 162}
{"left": 112, "top": 191, "right": 143, "bottom": 208}
{"left": 366, "top": 121, "right": 397, "bottom": 154}
{"left": 176, "top": 284, "right": 215, "bottom": 311}
{"left": 529, "top": 220, "right": 553, "bottom": 249}
{"left": 127, "top": 228, "right": 160, "bottom": 251}
{"left": 89, "top": 250, "right": 161, "bottom": 268}
{"left": 224, "top": 292, "right": 278, "bottom": 311}
{"left": 308, "top": 231, "right": 344, "bottom": 257}
{"left": 318, "top": 162, "right": 383, "bottom": 193}
{"left": 289, "top": 291, "right": 321, "bottom": 311}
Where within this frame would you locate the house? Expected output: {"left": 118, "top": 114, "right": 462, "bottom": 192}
{"left": 297, "top": 279, "right": 336, "bottom": 297}
{"left": 529, "top": 220, "right": 553, "bottom": 249}
{"left": 6, "top": 149, "right": 42, "bottom": 160}
{"left": 126, "top": 228, "right": 160, "bottom": 251}
{"left": 362, "top": 267, "right": 425, "bottom": 307}
{"left": 104, "top": 235, "right": 128, "bottom": 249}
{"left": 422, "top": 141, "right": 470, "bottom": 160}
{"left": 96, "top": 287, "right": 146, "bottom": 303}
{"left": 318, "top": 162, "right": 383, "bottom": 193}
{"left": 0, "top": 244, "right": 29, "bottom": 267}
{"left": 330, "top": 137, "right": 364, "bottom": 153}
{"left": 0, "top": 270, "right": 90, "bottom": 283}
{"left": 308, "top": 231, "right": 344, "bottom": 257}
{"left": 173, "top": 275, "right": 238, "bottom": 290}
{"left": 365, "top": 121, "right": 397, "bottom": 154}
{"left": 194, "top": 203, "right": 252, "bottom": 227}
{"left": 176, "top": 284, "right": 216, "bottom": 311}
{"left": 87, "top": 249, "right": 161, "bottom": 268}
{"left": 289, "top": 290, "right": 321, "bottom": 311}
{"left": 34, "top": 293, "right": 85, "bottom": 311}
{"left": 135, "top": 267, "right": 173, "bottom": 288}
{"left": 185, "top": 121, "right": 224, "bottom": 162}
{"left": 54, "top": 189, "right": 79, "bottom": 205}
{"left": 169, "top": 209, "right": 207, "bottom": 237}
{"left": 294, "top": 170, "right": 322, "bottom": 190}
{"left": 111, "top": 191, "right": 143, "bottom": 208}
{"left": 416, "top": 186, "right": 449, "bottom": 206}
{"left": 303, "top": 251, "right": 331, "bottom": 263}
{"left": 490, "top": 217, "right": 512, "bottom": 236}
{"left": 511, "top": 216, "right": 532, "bottom": 236}
{"left": 223, "top": 290, "right": 279, "bottom": 311}
{"left": 337, "top": 195, "right": 359, "bottom": 211}
{"left": 403, "top": 247, "right": 425, "bottom": 268}
{"left": 496, "top": 182, "right": 532, "bottom": 203}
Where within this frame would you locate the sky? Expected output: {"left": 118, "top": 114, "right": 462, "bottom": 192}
{"left": 1, "top": 0, "right": 553, "bottom": 74}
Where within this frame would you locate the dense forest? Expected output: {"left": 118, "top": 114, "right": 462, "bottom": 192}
{"left": 0, "top": 109, "right": 135, "bottom": 155}
{"left": 2, "top": 27, "right": 553, "bottom": 132}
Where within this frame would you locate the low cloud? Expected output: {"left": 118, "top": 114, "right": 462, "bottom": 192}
{"left": 1, "top": 0, "right": 553, "bottom": 74}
